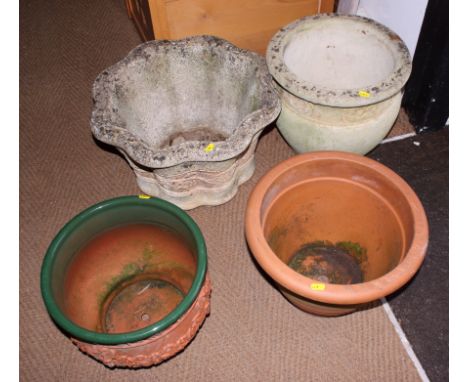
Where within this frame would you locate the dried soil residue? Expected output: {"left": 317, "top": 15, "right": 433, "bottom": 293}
{"left": 159, "top": 127, "right": 227, "bottom": 148}
{"left": 288, "top": 241, "right": 367, "bottom": 284}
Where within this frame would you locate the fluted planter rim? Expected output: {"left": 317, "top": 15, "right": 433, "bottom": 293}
{"left": 91, "top": 35, "right": 281, "bottom": 168}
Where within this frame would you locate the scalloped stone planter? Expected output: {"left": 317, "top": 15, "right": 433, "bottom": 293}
{"left": 41, "top": 196, "right": 211, "bottom": 368}
{"left": 91, "top": 36, "right": 280, "bottom": 209}
{"left": 266, "top": 14, "right": 412, "bottom": 154}
{"left": 245, "top": 152, "right": 429, "bottom": 316}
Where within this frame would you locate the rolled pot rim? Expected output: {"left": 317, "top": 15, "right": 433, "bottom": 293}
{"left": 245, "top": 151, "right": 429, "bottom": 305}
{"left": 91, "top": 35, "right": 281, "bottom": 169}
{"left": 266, "top": 14, "right": 412, "bottom": 108}
{"left": 40, "top": 195, "right": 208, "bottom": 345}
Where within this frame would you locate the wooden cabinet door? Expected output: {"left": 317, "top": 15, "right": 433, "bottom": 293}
{"left": 127, "top": 0, "right": 335, "bottom": 54}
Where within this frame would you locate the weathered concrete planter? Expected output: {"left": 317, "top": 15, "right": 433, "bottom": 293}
{"left": 266, "top": 14, "right": 412, "bottom": 154}
{"left": 91, "top": 36, "right": 280, "bottom": 209}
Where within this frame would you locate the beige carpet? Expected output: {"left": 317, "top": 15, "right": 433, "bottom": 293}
{"left": 385, "top": 108, "right": 416, "bottom": 140}
{"left": 20, "top": 0, "right": 420, "bottom": 380}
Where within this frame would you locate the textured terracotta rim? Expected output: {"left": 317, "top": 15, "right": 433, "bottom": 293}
{"left": 245, "top": 152, "right": 429, "bottom": 305}
{"left": 71, "top": 274, "right": 212, "bottom": 368}
{"left": 41, "top": 195, "right": 207, "bottom": 345}
{"left": 91, "top": 35, "right": 281, "bottom": 168}
{"left": 266, "top": 14, "right": 412, "bottom": 107}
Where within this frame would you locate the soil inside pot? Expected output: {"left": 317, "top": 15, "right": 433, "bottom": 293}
{"left": 264, "top": 179, "right": 405, "bottom": 282}
{"left": 63, "top": 224, "right": 197, "bottom": 333}
{"left": 159, "top": 126, "right": 227, "bottom": 149}
{"left": 287, "top": 241, "right": 366, "bottom": 284}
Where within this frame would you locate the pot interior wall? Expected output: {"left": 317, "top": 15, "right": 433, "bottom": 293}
{"left": 112, "top": 45, "right": 262, "bottom": 149}
{"left": 264, "top": 179, "right": 403, "bottom": 282}
{"left": 261, "top": 158, "right": 416, "bottom": 283}
{"left": 50, "top": 205, "right": 198, "bottom": 334}
{"left": 282, "top": 18, "right": 396, "bottom": 89}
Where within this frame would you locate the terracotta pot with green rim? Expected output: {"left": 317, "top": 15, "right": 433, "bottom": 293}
{"left": 266, "top": 14, "right": 412, "bottom": 155}
{"left": 40, "top": 195, "right": 211, "bottom": 368}
{"left": 245, "top": 152, "right": 428, "bottom": 316}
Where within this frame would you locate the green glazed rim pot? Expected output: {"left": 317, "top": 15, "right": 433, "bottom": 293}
{"left": 40, "top": 195, "right": 207, "bottom": 345}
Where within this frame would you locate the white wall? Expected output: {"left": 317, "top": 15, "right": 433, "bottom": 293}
{"left": 337, "top": 0, "right": 429, "bottom": 58}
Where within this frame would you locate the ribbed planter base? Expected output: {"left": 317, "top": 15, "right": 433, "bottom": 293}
{"left": 124, "top": 135, "right": 260, "bottom": 210}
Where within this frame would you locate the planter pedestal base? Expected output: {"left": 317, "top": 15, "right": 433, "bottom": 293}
{"left": 124, "top": 135, "right": 260, "bottom": 210}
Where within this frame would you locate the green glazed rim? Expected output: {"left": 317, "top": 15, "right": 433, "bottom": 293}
{"left": 40, "top": 195, "right": 207, "bottom": 345}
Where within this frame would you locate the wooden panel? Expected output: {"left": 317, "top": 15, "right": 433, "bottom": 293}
{"left": 320, "top": 0, "right": 335, "bottom": 12}
{"left": 148, "top": 0, "right": 170, "bottom": 38}
{"left": 127, "top": 0, "right": 155, "bottom": 41}
{"left": 151, "top": 0, "right": 334, "bottom": 54}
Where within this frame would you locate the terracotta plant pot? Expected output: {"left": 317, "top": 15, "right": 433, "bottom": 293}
{"left": 266, "top": 14, "right": 412, "bottom": 154}
{"left": 245, "top": 152, "right": 428, "bottom": 316}
{"left": 91, "top": 36, "right": 280, "bottom": 210}
{"left": 41, "top": 196, "right": 211, "bottom": 367}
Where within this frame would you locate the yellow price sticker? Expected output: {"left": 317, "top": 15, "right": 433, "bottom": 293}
{"left": 310, "top": 283, "right": 326, "bottom": 291}
{"left": 204, "top": 143, "right": 215, "bottom": 153}
{"left": 358, "top": 90, "right": 371, "bottom": 98}
{"left": 138, "top": 194, "right": 151, "bottom": 199}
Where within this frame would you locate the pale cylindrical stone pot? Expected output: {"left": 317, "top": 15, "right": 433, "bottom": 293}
{"left": 91, "top": 36, "right": 280, "bottom": 210}
{"left": 266, "top": 14, "right": 412, "bottom": 155}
